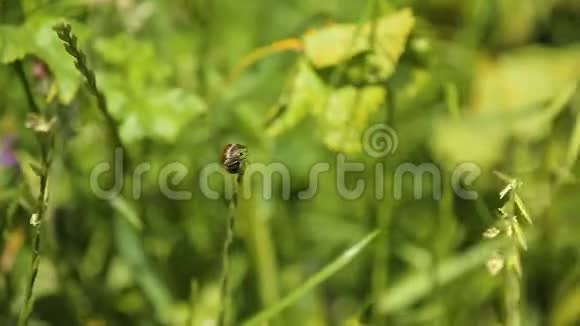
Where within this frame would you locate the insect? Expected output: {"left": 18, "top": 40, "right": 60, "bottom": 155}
{"left": 221, "top": 144, "right": 248, "bottom": 174}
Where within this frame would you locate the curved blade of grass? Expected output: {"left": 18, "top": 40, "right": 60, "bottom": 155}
{"left": 514, "top": 193, "right": 532, "bottom": 225}
{"left": 242, "top": 229, "right": 380, "bottom": 326}
{"left": 377, "top": 237, "right": 507, "bottom": 314}
{"left": 110, "top": 196, "right": 143, "bottom": 230}
{"left": 566, "top": 98, "right": 580, "bottom": 169}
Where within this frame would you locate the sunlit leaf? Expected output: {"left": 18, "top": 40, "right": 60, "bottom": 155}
{"left": 471, "top": 46, "right": 580, "bottom": 114}
{"left": 304, "top": 8, "right": 415, "bottom": 79}
{"left": 266, "top": 60, "right": 327, "bottom": 137}
{"left": 431, "top": 114, "right": 510, "bottom": 170}
{"left": 371, "top": 8, "right": 416, "bottom": 79}
{"left": 267, "top": 61, "right": 386, "bottom": 153}
{"left": 303, "top": 22, "right": 368, "bottom": 68}
{"left": 319, "top": 85, "right": 386, "bottom": 153}
{"left": 433, "top": 82, "right": 579, "bottom": 170}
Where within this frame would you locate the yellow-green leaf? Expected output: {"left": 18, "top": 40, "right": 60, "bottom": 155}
{"left": 266, "top": 60, "right": 327, "bottom": 137}
{"left": 303, "top": 8, "right": 415, "bottom": 79}
{"left": 319, "top": 86, "right": 386, "bottom": 153}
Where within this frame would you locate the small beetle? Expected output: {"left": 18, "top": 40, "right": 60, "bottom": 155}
{"left": 221, "top": 144, "right": 248, "bottom": 174}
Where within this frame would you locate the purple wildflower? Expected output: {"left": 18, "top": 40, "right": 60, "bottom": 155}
{"left": 0, "top": 136, "right": 18, "bottom": 167}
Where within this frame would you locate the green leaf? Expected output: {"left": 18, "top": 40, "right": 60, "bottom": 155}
{"left": 432, "top": 82, "right": 579, "bottom": 169}
{"left": 303, "top": 21, "right": 368, "bottom": 68}
{"left": 0, "top": 17, "right": 83, "bottom": 103}
{"left": 146, "top": 89, "right": 207, "bottom": 143}
{"left": 370, "top": 8, "right": 416, "bottom": 79}
{"left": 303, "top": 8, "right": 415, "bottom": 79}
{"left": 511, "top": 82, "right": 578, "bottom": 142}
{"left": 319, "top": 85, "right": 386, "bottom": 153}
{"left": 431, "top": 113, "right": 511, "bottom": 170}
{"left": 266, "top": 60, "right": 328, "bottom": 137}
{"left": 0, "top": 25, "right": 34, "bottom": 62}
{"left": 472, "top": 46, "right": 580, "bottom": 114}
{"left": 93, "top": 34, "right": 204, "bottom": 144}
{"left": 267, "top": 61, "right": 386, "bottom": 153}
{"left": 117, "top": 88, "right": 206, "bottom": 143}
{"left": 242, "top": 229, "right": 380, "bottom": 326}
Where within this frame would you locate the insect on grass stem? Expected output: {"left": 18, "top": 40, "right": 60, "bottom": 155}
{"left": 218, "top": 144, "right": 248, "bottom": 326}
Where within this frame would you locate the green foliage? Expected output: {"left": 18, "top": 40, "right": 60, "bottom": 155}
{"left": 0, "top": 16, "right": 82, "bottom": 103}
{"left": 1, "top": 0, "right": 580, "bottom": 325}
{"left": 93, "top": 34, "right": 207, "bottom": 143}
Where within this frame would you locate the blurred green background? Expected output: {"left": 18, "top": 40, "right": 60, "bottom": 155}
{"left": 1, "top": 0, "right": 580, "bottom": 325}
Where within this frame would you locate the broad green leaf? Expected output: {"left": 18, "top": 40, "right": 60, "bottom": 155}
{"left": 371, "top": 8, "right": 416, "bottom": 79}
{"left": 267, "top": 61, "right": 386, "bottom": 153}
{"left": 147, "top": 89, "right": 207, "bottom": 142}
{"left": 266, "top": 60, "right": 328, "bottom": 137}
{"left": 117, "top": 88, "right": 206, "bottom": 143}
{"left": 431, "top": 113, "right": 510, "bottom": 170}
{"left": 0, "top": 17, "right": 82, "bottom": 103}
{"left": 242, "top": 230, "right": 380, "bottom": 326}
{"left": 303, "top": 22, "right": 368, "bottom": 68}
{"left": 432, "top": 84, "right": 579, "bottom": 170}
{"left": 304, "top": 8, "right": 415, "bottom": 79}
{"left": 269, "top": 9, "right": 411, "bottom": 153}
{"left": 0, "top": 25, "right": 34, "bottom": 62}
{"left": 512, "top": 82, "right": 578, "bottom": 142}
{"left": 320, "top": 86, "right": 386, "bottom": 153}
{"left": 471, "top": 46, "right": 580, "bottom": 113}
{"left": 94, "top": 35, "right": 204, "bottom": 143}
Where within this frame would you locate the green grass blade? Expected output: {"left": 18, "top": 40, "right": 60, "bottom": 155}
{"left": 377, "top": 238, "right": 507, "bottom": 314}
{"left": 493, "top": 170, "right": 513, "bottom": 184}
{"left": 566, "top": 98, "right": 580, "bottom": 170}
{"left": 512, "top": 221, "right": 528, "bottom": 251}
{"left": 242, "top": 229, "right": 381, "bottom": 326}
{"left": 514, "top": 193, "right": 532, "bottom": 225}
{"left": 110, "top": 196, "right": 143, "bottom": 230}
